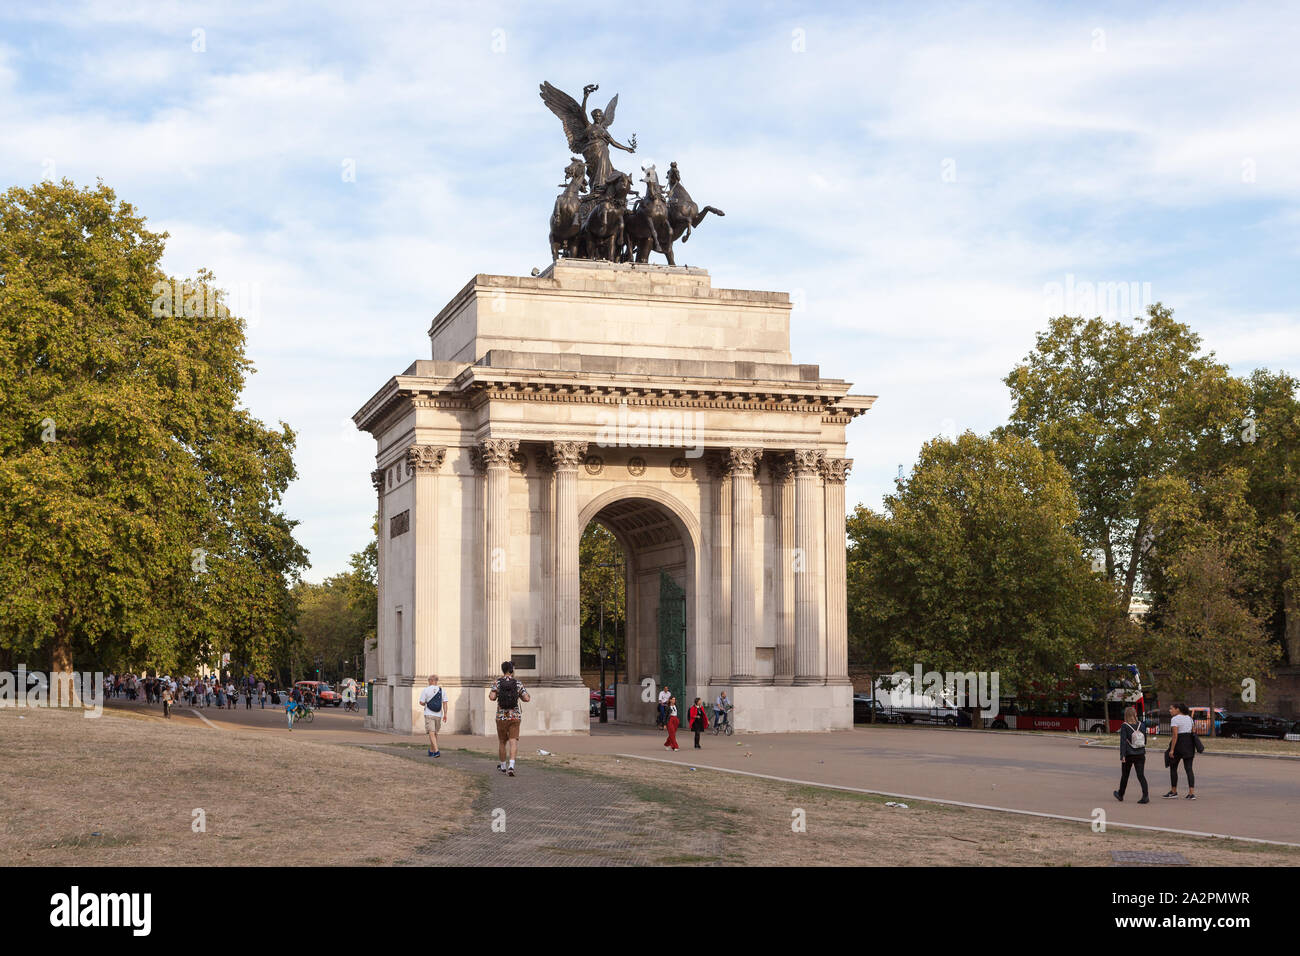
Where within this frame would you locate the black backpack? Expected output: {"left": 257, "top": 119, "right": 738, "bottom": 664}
{"left": 427, "top": 687, "right": 443, "bottom": 712}
{"left": 496, "top": 677, "right": 519, "bottom": 710}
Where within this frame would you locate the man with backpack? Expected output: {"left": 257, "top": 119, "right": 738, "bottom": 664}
{"left": 489, "top": 661, "right": 530, "bottom": 777}
{"left": 418, "top": 674, "right": 449, "bottom": 758}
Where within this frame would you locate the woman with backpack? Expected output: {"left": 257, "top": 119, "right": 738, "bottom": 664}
{"left": 663, "top": 696, "right": 680, "bottom": 751}
{"left": 1114, "top": 705, "right": 1149, "bottom": 804}
{"left": 688, "top": 697, "right": 709, "bottom": 749}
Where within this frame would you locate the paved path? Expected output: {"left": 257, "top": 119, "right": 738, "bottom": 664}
{"left": 370, "top": 746, "right": 722, "bottom": 865}
{"left": 104, "top": 701, "right": 1300, "bottom": 845}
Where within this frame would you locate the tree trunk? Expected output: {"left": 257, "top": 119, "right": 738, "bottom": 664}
{"left": 1122, "top": 519, "right": 1146, "bottom": 613}
{"left": 50, "top": 616, "right": 76, "bottom": 706}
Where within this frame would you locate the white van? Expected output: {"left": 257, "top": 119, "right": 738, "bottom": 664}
{"left": 873, "top": 676, "right": 960, "bottom": 726}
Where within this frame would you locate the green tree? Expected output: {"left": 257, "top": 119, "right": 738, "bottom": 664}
{"left": 1148, "top": 545, "right": 1279, "bottom": 714}
{"left": 579, "top": 522, "right": 625, "bottom": 667}
{"left": 0, "top": 180, "right": 307, "bottom": 677}
{"left": 1000, "top": 304, "right": 1247, "bottom": 612}
{"left": 1238, "top": 370, "right": 1300, "bottom": 664}
{"left": 849, "top": 432, "right": 1117, "bottom": 707}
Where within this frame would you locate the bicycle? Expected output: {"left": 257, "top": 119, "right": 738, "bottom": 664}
{"left": 286, "top": 702, "right": 315, "bottom": 728}
{"left": 711, "top": 704, "right": 734, "bottom": 736}
{"left": 343, "top": 698, "right": 358, "bottom": 713}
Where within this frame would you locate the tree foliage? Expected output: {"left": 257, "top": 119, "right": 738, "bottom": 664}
{"left": 579, "top": 522, "right": 625, "bottom": 665}
{"left": 0, "top": 180, "right": 307, "bottom": 675}
{"left": 999, "top": 304, "right": 1246, "bottom": 612}
{"left": 848, "top": 432, "right": 1117, "bottom": 691}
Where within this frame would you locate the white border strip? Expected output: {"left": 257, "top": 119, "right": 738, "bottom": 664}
{"left": 615, "top": 753, "right": 1300, "bottom": 849}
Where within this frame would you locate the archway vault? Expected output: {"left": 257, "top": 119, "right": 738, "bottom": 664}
{"left": 579, "top": 484, "right": 704, "bottom": 724}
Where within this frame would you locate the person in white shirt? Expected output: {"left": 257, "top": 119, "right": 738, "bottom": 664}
{"left": 657, "top": 686, "right": 671, "bottom": 729}
{"left": 1165, "top": 703, "right": 1197, "bottom": 800}
{"left": 418, "top": 675, "right": 449, "bottom": 758}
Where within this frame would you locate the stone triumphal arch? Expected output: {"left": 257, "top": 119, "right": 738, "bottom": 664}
{"left": 354, "top": 259, "right": 873, "bottom": 735}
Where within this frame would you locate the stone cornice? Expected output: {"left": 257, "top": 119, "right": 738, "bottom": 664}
{"left": 354, "top": 369, "right": 876, "bottom": 435}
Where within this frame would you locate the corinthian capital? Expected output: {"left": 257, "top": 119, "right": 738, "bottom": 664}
{"left": 548, "top": 440, "right": 589, "bottom": 470}
{"left": 767, "top": 453, "right": 795, "bottom": 483}
{"left": 704, "top": 452, "right": 733, "bottom": 481}
{"left": 791, "top": 449, "right": 826, "bottom": 476}
{"left": 480, "top": 438, "right": 519, "bottom": 468}
{"left": 821, "top": 457, "right": 853, "bottom": 484}
{"left": 728, "top": 447, "right": 763, "bottom": 477}
{"left": 405, "top": 444, "right": 447, "bottom": 476}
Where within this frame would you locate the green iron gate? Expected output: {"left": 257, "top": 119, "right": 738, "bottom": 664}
{"left": 657, "top": 569, "right": 687, "bottom": 712}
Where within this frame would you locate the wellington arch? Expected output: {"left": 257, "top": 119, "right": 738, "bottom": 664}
{"left": 353, "top": 260, "right": 875, "bottom": 735}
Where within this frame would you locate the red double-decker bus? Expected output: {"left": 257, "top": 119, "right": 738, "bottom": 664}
{"left": 985, "top": 664, "right": 1146, "bottom": 733}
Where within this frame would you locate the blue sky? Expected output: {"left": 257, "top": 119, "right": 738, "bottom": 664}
{"left": 3, "top": 1, "right": 1297, "bottom": 579}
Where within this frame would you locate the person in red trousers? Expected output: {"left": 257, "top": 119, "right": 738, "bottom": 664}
{"left": 663, "top": 696, "right": 680, "bottom": 751}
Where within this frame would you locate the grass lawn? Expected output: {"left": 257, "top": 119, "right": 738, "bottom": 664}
{"left": 0, "top": 706, "right": 475, "bottom": 866}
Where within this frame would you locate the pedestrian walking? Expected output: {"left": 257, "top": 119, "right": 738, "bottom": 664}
{"left": 1114, "top": 705, "right": 1149, "bottom": 804}
{"left": 257, "top": 680, "right": 267, "bottom": 708}
{"left": 244, "top": 686, "right": 252, "bottom": 709}
{"left": 161, "top": 684, "right": 173, "bottom": 719}
{"left": 688, "top": 697, "right": 709, "bottom": 749}
{"left": 663, "top": 697, "right": 680, "bottom": 751}
{"left": 418, "top": 675, "right": 449, "bottom": 758}
{"left": 657, "top": 685, "right": 671, "bottom": 729}
{"left": 489, "top": 661, "right": 530, "bottom": 777}
{"left": 1164, "top": 703, "right": 1199, "bottom": 800}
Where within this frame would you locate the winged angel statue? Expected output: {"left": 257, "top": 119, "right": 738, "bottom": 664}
{"left": 539, "top": 81, "right": 637, "bottom": 195}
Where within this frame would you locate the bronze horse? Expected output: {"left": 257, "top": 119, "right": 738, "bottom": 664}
{"left": 666, "top": 161, "right": 724, "bottom": 244}
{"left": 624, "top": 164, "right": 672, "bottom": 264}
{"left": 580, "top": 171, "right": 633, "bottom": 261}
{"left": 549, "top": 158, "right": 587, "bottom": 260}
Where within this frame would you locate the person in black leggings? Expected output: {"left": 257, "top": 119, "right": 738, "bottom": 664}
{"left": 1164, "top": 702, "right": 1197, "bottom": 800}
{"left": 1114, "top": 705, "right": 1150, "bottom": 803}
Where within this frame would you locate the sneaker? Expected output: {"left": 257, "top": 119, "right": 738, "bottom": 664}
{"left": 1113, "top": 790, "right": 1123, "bottom": 802}
{"left": 507, "top": 767, "right": 515, "bottom": 777}
{"left": 1185, "top": 793, "right": 1197, "bottom": 800}
{"left": 433, "top": 751, "right": 440, "bottom": 758}
{"left": 1137, "top": 797, "right": 1150, "bottom": 804}
{"left": 498, "top": 765, "right": 507, "bottom": 773}
{"left": 1163, "top": 791, "right": 1179, "bottom": 799}
{"left": 428, "top": 750, "right": 436, "bottom": 757}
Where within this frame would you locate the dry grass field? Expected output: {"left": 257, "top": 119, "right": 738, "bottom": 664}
{"left": 0, "top": 707, "right": 476, "bottom": 866}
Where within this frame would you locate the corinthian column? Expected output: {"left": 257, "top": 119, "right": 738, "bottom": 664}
{"left": 407, "top": 445, "right": 446, "bottom": 678}
{"left": 729, "top": 447, "right": 762, "bottom": 684}
{"left": 770, "top": 454, "right": 796, "bottom": 684}
{"left": 481, "top": 438, "right": 518, "bottom": 681}
{"left": 705, "top": 454, "right": 732, "bottom": 683}
{"left": 793, "top": 449, "right": 826, "bottom": 685}
{"left": 822, "top": 457, "right": 852, "bottom": 686}
{"left": 550, "top": 440, "right": 587, "bottom": 687}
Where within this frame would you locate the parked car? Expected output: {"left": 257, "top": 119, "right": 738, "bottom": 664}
{"left": 1286, "top": 721, "right": 1300, "bottom": 742}
{"left": 589, "top": 687, "right": 615, "bottom": 716}
{"left": 853, "top": 694, "right": 903, "bottom": 724}
{"left": 1216, "top": 711, "right": 1292, "bottom": 739}
{"left": 294, "top": 680, "right": 342, "bottom": 707}
{"left": 871, "top": 678, "right": 959, "bottom": 725}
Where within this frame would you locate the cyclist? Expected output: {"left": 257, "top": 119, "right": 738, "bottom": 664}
{"left": 713, "top": 690, "right": 730, "bottom": 730}
{"left": 286, "top": 684, "right": 304, "bottom": 730}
